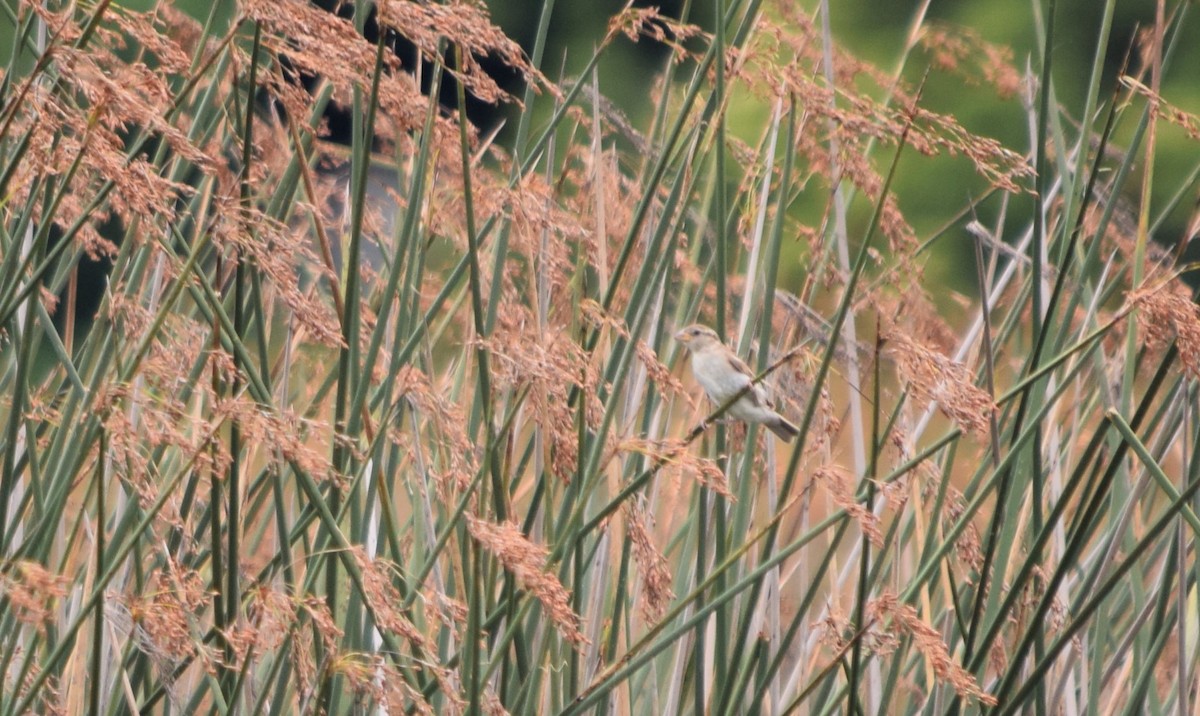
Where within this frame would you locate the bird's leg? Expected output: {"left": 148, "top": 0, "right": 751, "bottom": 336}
{"left": 693, "top": 416, "right": 735, "bottom": 436}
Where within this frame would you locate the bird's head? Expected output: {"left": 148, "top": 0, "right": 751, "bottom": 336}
{"left": 674, "top": 324, "right": 720, "bottom": 351}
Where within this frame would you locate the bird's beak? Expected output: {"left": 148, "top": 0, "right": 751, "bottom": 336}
{"left": 673, "top": 329, "right": 689, "bottom": 343}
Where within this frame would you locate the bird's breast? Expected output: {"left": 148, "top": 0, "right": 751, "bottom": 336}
{"left": 691, "top": 352, "right": 749, "bottom": 403}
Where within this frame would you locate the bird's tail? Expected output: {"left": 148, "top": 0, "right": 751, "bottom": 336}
{"left": 766, "top": 415, "right": 799, "bottom": 442}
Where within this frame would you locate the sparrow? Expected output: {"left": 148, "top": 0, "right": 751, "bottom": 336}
{"left": 674, "top": 324, "right": 799, "bottom": 442}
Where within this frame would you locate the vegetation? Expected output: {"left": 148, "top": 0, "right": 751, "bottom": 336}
{"left": 0, "top": 0, "right": 1198, "bottom": 713}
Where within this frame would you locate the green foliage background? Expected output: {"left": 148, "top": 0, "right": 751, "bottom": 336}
{"left": 73, "top": 0, "right": 1198, "bottom": 301}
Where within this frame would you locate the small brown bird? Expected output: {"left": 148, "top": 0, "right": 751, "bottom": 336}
{"left": 674, "top": 324, "right": 799, "bottom": 441}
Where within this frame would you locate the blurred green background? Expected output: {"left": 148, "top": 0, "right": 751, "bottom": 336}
{"left": 5, "top": 0, "right": 1197, "bottom": 299}
{"left": 481, "top": 0, "right": 1199, "bottom": 297}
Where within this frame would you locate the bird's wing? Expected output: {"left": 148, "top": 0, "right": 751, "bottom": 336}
{"left": 725, "top": 353, "right": 774, "bottom": 408}
{"left": 725, "top": 352, "right": 754, "bottom": 379}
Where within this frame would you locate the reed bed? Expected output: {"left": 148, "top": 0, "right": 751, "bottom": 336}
{"left": 1, "top": 0, "right": 1198, "bottom": 713}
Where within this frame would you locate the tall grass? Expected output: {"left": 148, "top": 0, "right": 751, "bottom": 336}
{"left": 1, "top": 0, "right": 1199, "bottom": 713}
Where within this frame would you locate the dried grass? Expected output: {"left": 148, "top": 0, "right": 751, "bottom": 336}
{"left": 2, "top": 0, "right": 1194, "bottom": 713}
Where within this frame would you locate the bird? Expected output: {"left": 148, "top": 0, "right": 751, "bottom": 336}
{"left": 674, "top": 324, "right": 799, "bottom": 442}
